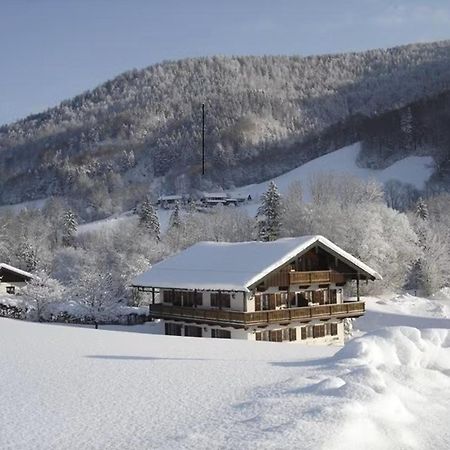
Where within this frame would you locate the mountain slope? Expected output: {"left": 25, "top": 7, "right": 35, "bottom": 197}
{"left": 1, "top": 40, "right": 449, "bottom": 218}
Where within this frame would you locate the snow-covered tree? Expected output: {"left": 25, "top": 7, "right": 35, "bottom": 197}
{"left": 15, "top": 241, "right": 40, "bottom": 272}
{"left": 21, "top": 271, "right": 64, "bottom": 321}
{"left": 138, "top": 198, "right": 160, "bottom": 240}
{"left": 400, "top": 106, "right": 414, "bottom": 148}
{"left": 62, "top": 209, "right": 78, "bottom": 247}
{"left": 73, "top": 269, "right": 117, "bottom": 329}
{"left": 416, "top": 227, "right": 450, "bottom": 295}
{"left": 415, "top": 197, "right": 429, "bottom": 221}
{"left": 169, "top": 202, "right": 182, "bottom": 229}
{"left": 257, "top": 181, "right": 283, "bottom": 241}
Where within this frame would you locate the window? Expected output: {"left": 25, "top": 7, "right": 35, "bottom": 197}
{"left": 210, "top": 292, "right": 230, "bottom": 308}
{"left": 255, "top": 328, "right": 296, "bottom": 342}
{"left": 255, "top": 295, "right": 261, "bottom": 311}
{"left": 296, "top": 291, "right": 313, "bottom": 307}
{"left": 269, "top": 329, "right": 283, "bottom": 342}
{"left": 300, "top": 325, "right": 314, "bottom": 339}
{"left": 183, "top": 291, "right": 202, "bottom": 307}
{"left": 173, "top": 291, "right": 182, "bottom": 306}
{"left": 184, "top": 325, "right": 202, "bottom": 337}
{"left": 331, "top": 323, "right": 338, "bottom": 336}
{"left": 211, "top": 329, "right": 231, "bottom": 339}
{"left": 313, "top": 290, "right": 325, "bottom": 305}
{"left": 165, "top": 322, "right": 182, "bottom": 336}
{"left": 329, "top": 289, "right": 337, "bottom": 304}
{"left": 163, "top": 290, "right": 203, "bottom": 306}
{"left": 163, "top": 290, "right": 174, "bottom": 303}
{"left": 313, "top": 325, "right": 325, "bottom": 338}
{"left": 6, "top": 286, "right": 15, "bottom": 295}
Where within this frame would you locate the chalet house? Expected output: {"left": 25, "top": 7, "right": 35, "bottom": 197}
{"left": 0, "top": 263, "right": 34, "bottom": 295}
{"left": 132, "top": 235, "right": 381, "bottom": 344}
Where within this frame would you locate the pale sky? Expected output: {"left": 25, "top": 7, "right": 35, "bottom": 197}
{"left": 1, "top": 0, "right": 450, "bottom": 125}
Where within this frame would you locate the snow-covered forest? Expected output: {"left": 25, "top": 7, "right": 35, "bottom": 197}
{"left": 0, "top": 40, "right": 450, "bottom": 220}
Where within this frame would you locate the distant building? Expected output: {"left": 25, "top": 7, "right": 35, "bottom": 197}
{"left": 200, "top": 192, "right": 229, "bottom": 206}
{"left": 157, "top": 195, "right": 184, "bottom": 209}
{"left": 0, "top": 263, "right": 34, "bottom": 295}
{"left": 133, "top": 235, "right": 381, "bottom": 344}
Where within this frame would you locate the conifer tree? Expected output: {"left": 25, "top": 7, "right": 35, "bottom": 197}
{"left": 256, "top": 181, "right": 283, "bottom": 241}
{"left": 138, "top": 198, "right": 160, "bottom": 240}
{"left": 169, "top": 202, "right": 182, "bottom": 229}
{"left": 62, "top": 210, "right": 78, "bottom": 247}
{"left": 415, "top": 197, "right": 429, "bottom": 221}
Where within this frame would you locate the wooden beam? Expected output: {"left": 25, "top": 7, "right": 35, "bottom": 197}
{"left": 356, "top": 274, "right": 360, "bottom": 302}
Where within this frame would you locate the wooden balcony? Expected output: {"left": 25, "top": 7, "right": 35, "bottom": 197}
{"left": 149, "top": 302, "right": 365, "bottom": 327}
{"left": 288, "top": 270, "right": 346, "bottom": 285}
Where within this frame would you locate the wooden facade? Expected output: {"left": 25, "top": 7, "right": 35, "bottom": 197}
{"left": 150, "top": 302, "right": 365, "bottom": 327}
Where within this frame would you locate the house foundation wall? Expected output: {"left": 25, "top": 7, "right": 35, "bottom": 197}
{"left": 163, "top": 320, "right": 344, "bottom": 345}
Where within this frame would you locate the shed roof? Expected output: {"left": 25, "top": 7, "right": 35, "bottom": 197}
{"left": 0, "top": 263, "right": 34, "bottom": 280}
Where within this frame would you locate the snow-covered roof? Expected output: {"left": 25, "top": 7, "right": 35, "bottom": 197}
{"left": 132, "top": 235, "right": 381, "bottom": 292}
{"left": 158, "top": 195, "right": 183, "bottom": 201}
{"left": 204, "top": 199, "right": 227, "bottom": 204}
{"left": 202, "top": 192, "right": 228, "bottom": 199}
{"left": 0, "top": 263, "right": 34, "bottom": 280}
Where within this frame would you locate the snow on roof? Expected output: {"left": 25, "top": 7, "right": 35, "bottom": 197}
{"left": 202, "top": 192, "right": 228, "bottom": 198}
{"left": 158, "top": 195, "right": 183, "bottom": 201}
{"left": 132, "top": 235, "right": 381, "bottom": 292}
{"left": 0, "top": 263, "right": 34, "bottom": 280}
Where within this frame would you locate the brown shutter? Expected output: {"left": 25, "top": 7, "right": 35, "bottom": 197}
{"left": 269, "top": 294, "right": 276, "bottom": 310}
{"left": 289, "top": 328, "right": 297, "bottom": 341}
{"left": 330, "top": 289, "right": 337, "bottom": 304}
{"left": 255, "top": 295, "right": 261, "bottom": 311}
{"left": 301, "top": 327, "right": 306, "bottom": 340}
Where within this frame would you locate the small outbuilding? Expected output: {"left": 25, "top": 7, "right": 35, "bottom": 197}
{"left": 0, "top": 263, "right": 34, "bottom": 295}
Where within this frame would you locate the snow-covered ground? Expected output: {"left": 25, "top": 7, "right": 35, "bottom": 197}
{"left": 232, "top": 142, "right": 434, "bottom": 216}
{"left": 1, "top": 292, "right": 449, "bottom": 449}
{"left": 76, "top": 208, "right": 172, "bottom": 235}
{"left": 0, "top": 198, "right": 49, "bottom": 215}
{"left": 232, "top": 142, "right": 433, "bottom": 200}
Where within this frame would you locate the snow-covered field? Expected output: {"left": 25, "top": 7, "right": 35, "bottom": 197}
{"left": 232, "top": 142, "right": 434, "bottom": 216}
{"left": 232, "top": 142, "right": 433, "bottom": 200}
{"left": 1, "top": 292, "right": 450, "bottom": 450}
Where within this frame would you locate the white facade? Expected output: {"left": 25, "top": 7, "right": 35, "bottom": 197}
{"left": 0, "top": 281, "right": 27, "bottom": 295}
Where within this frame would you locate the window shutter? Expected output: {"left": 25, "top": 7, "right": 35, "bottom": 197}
{"left": 289, "top": 328, "right": 297, "bottom": 341}
{"left": 301, "top": 327, "right": 306, "bottom": 340}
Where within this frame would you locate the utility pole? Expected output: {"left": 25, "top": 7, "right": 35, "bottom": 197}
{"left": 202, "top": 103, "right": 205, "bottom": 175}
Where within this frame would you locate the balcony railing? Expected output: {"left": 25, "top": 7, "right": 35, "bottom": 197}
{"left": 149, "top": 302, "right": 365, "bottom": 327}
{"left": 288, "top": 270, "right": 346, "bottom": 285}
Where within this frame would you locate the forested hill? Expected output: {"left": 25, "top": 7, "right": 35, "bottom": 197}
{"left": 1, "top": 40, "right": 450, "bottom": 217}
